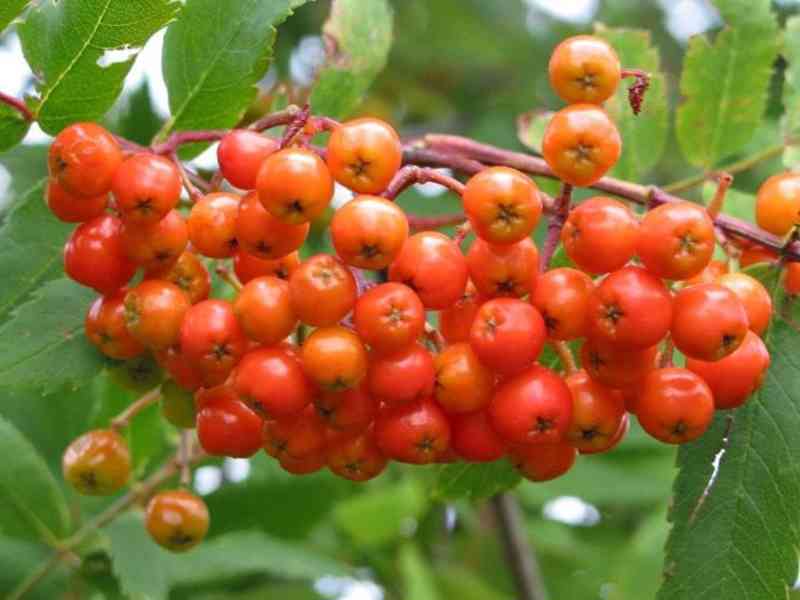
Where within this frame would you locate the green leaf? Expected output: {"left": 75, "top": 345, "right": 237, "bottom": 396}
{"left": 0, "top": 416, "right": 70, "bottom": 542}
{"left": 398, "top": 543, "right": 441, "bottom": 600}
{"left": 309, "top": 0, "right": 394, "bottom": 119}
{"left": 436, "top": 564, "right": 513, "bottom": 600}
{"left": 0, "top": 0, "right": 28, "bottom": 34}
{"left": 0, "top": 145, "right": 48, "bottom": 207}
{"left": 0, "top": 278, "right": 105, "bottom": 393}
{"left": 515, "top": 110, "right": 552, "bottom": 154}
{"left": 107, "top": 512, "right": 170, "bottom": 600}
{"left": 596, "top": 25, "right": 669, "bottom": 181}
{"left": 166, "top": 531, "right": 349, "bottom": 586}
{"left": 18, "top": 0, "right": 180, "bottom": 134}
{"left": 432, "top": 460, "right": 521, "bottom": 501}
{"left": 160, "top": 0, "right": 312, "bottom": 153}
{"left": 657, "top": 318, "right": 800, "bottom": 600}
{"left": 0, "top": 536, "right": 68, "bottom": 599}
{"left": 0, "top": 102, "right": 31, "bottom": 152}
{"left": 104, "top": 82, "right": 163, "bottom": 146}
{"left": 675, "top": 0, "right": 780, "bottom": 168}
{"left": 333, "top": 478, "right": 427, "bottom": 547}
{"left": 782, "top": 16, "right": 800, "bottom": 169}
{"left": 0, "top": 180, "right": 72, "bottom": 324}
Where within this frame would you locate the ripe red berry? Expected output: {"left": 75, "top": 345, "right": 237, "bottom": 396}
{"left": 587, "top": 266, "right": 672, "bottom": 350}
{"left": 580, "top": 413, "right": 629, "bottom": 455}
{"left": 121, "top": 209, "right": 188, "bottom": 271}
{"left": 755, "top": 172, "right": 800, "bottom": 236}
{"left": 330, "top": 195, "right": 409, "bottom": 269}
{"left": 236, "top": 191, "right": 309, "bottom": 260}
{"left": 196, "top": 386, "right": 263, "bottom": 457}
{"left": 389, "top": 232, "right": 468, "bottom": 309}
{"left": 234, "top": 250, "right": 300, "bottom": 284}
{"left": 433, "top": 343, "right": 494, "bottom": 414}
{"left": 462, "top": 167, "right": 542, "bottom": 245}
{"left": 289, "top": 254, "right": 357, "bottom": 327}
{"left": 671, "top": 283, "right": 749, "bottom": 361}
{"left": 686, "top": 330, "right": 770, "bottom": 410}
{"left": 470, "top": 298, "right": 546, "bottom": 376}
{"left": 146, "top": 251, "right": 210, "bottom": 305}
{"left": 232, "top": 347, "right": 314, "bottom": 418}
{"left": 531, "top": 267, "right": 594, "bottom": 340}
{"left": 466, "top": 237, "right": 539, "bottom": 298}
{"left": 301, "top": 326, "right": 368, "bottom": 391}
{"left": 62, "top": 429, "right": 131, "bottom": 495}
{"left": 49, "top": 123, "right": 122, "bottom": 197}
{"left": 637, "top": 202, "right": 715, "bottom": 281}
{"left": 124, "top": 280, "right": 190, "bottom": 350}
{"left": 548, "top": 35, "right": 621, "bottom": 104}
{"left": 368, "top": 343, "right": 436, "bottom": 406}
{"left": 112, "top": 153, "right": 182, "bottom": 225}
{"left": 65, "top": 215, "right": 137, "bottom": 294}
{"left": 354, "top": 282, "right": 424, "bottom": 354}
{"left": 47, "top": 179, "right": 108, "bottom": 222}
{"left": 786, "top": 262, "right": 800, "bottom": 295}
{"left": 717, "top": 272, "right": 772, "bottom": 337}
{"left": 580, "top": 339, "right": 658, "bottom": 389}
{"left": 739, "top": 244, "right": 778, "bottom": 268}
{"left": 180, "top": 300, "right": 247, "bottom": 387}
{"left": 85, "top": 291, "right": 144, "bottom": 360}
{"left": 560, "top": 197, "right": 639, "bottom": 274}
{"left": 217, "top": 129, "right": 279, "bottom": 190}
{"left": 233, "top": 276, "right": 297, "bottom": 345}
{"left": 145, "top": 490, "right": 209, "bottom": 552}
{"left": 263, "top": 405, "right": 327, "bottom": 460}
{"left": 280, "top": 452, "right": 327, "bottom": 476}
{"left": 188, "top": 192, "right": 241, "bottom": 258}
{"left": 636, "top": 367, "right": 714, "bottom": 444}
{"left": 326, "top": 117, "right": 402, "bottom": 194}
{"left": 564, "top": 370, "right": 625, "bottom": 453}
{"left": 449, "top": 409, "right": 506, "bottom": 462}
{"left": 438, "top": 283, "right": 482, "bottom": 344}
{"left": 375, "top": 398, "right": 451, "bottom": 464}
{"left": 315, "top": 383, "right": 376, "bottom": 434}
{"left": 328, "top": 429, "right": 387, "bottom": 481}
{"left": 154, "top": 345, "right": 204, "bottom": 392}
{"left": 489, "top": 365, "right": 573, "bottom": 445}
{"left": 257, "top": 147, "right": 333, "bottom": 224}
{"left": 542, "top": 104, "right": 621, "bottom": 187}
{"left": 508, "top": 442, "right": 576, "bottom": 482}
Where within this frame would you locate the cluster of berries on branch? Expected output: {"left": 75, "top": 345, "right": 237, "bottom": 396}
{"left": 47, "top": 34, "right": 797, "bottom": 553}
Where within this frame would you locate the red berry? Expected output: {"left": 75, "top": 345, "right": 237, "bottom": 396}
{"left": 145, "top": 489, "right": 209, "bottom": 552}
{"left": 145, "top": 251, "right": 210, "bottom": 305}
{"left": 438, "top": 283, "right": 482, "bottom": 344}
{"left": 326, "top": 117, "right": 402, "bottom": 194}
{"left": 717, "top": 272, "right": 772, "bottom": 337}
{"left": 449, "top": 409, "right": 506, "bottom": 462}
{"left": 263, "top": 405, "right": 327, "bottom": 460}
{"left": 330, "top": 195, "right": 409, "bottom": 269}
{"left": 234, "top": 250, "right": 300, "bottom": 284}
{"left": 257, "top": 147, "right": 333, "bottom": 224}
{"left": 302, "top": 326, "right": 368, "bottom": 391}
{"left": 354, "top": 283, "right": 425, "bottom": 355}
{"left": 196, "top": 386, "right": 263, "bottom": 457}
{"left": 180, "top": 300, "right": 247, "bottom": 387}
{"left": 65, "top": 215, "right": 137, "bottom": 294}
{"left": 531, "top": 267, "right": 594, "bottom": 340}
{"left": 328, "top": 429, "right": 387, "bottom": 481}
{"left": 236, "top": 191, "right": 309, "bottom": 260}
{"left": 121, "top": 209, "right": 188, "bottom": 271}
{"left": 49, "top": 123, "right": 122, "bottom": 197}
{"left": 549, "top": 35, "right": 621, "bottom": 105}
{"left": 289, "top": 255, "right": 357, "bottom": 327}
{"left": 233, "top": 276, "right": 297, "bottom": 346}
{"left": 375, "top": 398, "right": 451, "bottom": 464}
{"left": 112, "top": 153, "right": 182, "bottom": 225}
{"left": 123, "top": 280, "right": 190, "bottom": 350}
{"left": 466, "top": 237, "right": 539, "bottom": 298}
{"left": 315, "top": 383, "right": 376, "bottom": 434}
{"left": 188, "top": 192, "right": 241, "bottom": 258}
{"left": 433, "top": 343, "right": 494, "bottom": 414}
{"left": 488, "top": 365, "right": 573, "bottom": 445}
{"left": 217, "top": 129, "right": 279, "bottom": 190}
{"left": 508, "top": 442, "right": 576, "bottom": 482}
{"left": 580, "top": 339, "right": 657, "bottom": 389}
{"left": 85, "top": 291, "right": 145, "bottom": 360}
{"left": 368, "top": 343, "right": 435, "bottom": 406}
{"left": 62, "top": 429, "right": 130, "bottom": 495}
{"left": 755, "top": 172, "right": 800, "bottom": 236}
{"left": 47, "top": 179, "right": 108, "bottom": 222}
{"left": 564, "top": 370, "right": 625, "bottom": 454}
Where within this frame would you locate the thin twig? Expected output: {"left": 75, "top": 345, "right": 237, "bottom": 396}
{"left": 179, "top": 431, "right": 192, "bottom": 487}
{"left": 408, "top": 212, "right": 466, "bottom": 232}
{"left": 215, "top": 265, "right": 243, "bottom": 293}
{"left": 382, "top": 165, "right": 465, "bottom": 200}
{"left": 550, "top": 341, "right": 577, "bottom": 375}
{"left": 110, "top": 387, "right": 162, "bottom": 432}
{"left": 0, "top": 91, "right": 33, "bottom": 121}
{"left": 490, "top": 493, "right": 548, "bottom": 600}
{"left": 540, "top": 182, "right": 572, "bottom": 271}
{"left": 248, "top": 104, "right": 302, "bottom": 132}
{"left": 170, "top": 152, "right": 203, "bottom": 202}
{"left": 706, "top": 172, "right": 733, "bottom": 219}
{"left": 8, "top": 447, "right": 207, "bottom": 600}
{"left": 280, "top": 102, "right": 311, "bottom": 148}
{"left": 152, "top": 130, "right": 226, "bottom": 156}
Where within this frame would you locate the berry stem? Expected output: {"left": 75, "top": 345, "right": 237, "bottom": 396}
{"left": 0, "top": 91, "right": 33, "bottom": 121}
{"left": 490, "top": 493, "right": 548, "bottom": 600}
{"left": 408, "top": 212, "right": 467, "bottom": 232}
{"left": 551, "top": 341, "right": 578, "bottom": 375}
{"left": 170, "top": 152, "right": 204, "bottom": 202}
{"left": 382, "top": 165, "right": 465, "bottom": 200}
{"left": 8, "top": 446, "right": 207, "bottom": 600}
{"left": 110, "top": 387, "right": 162, "bottom": 431}
{"left": 179, "top": 430, "right": 192, "bottom": 487}
{"left": 453, "top": 220, "right": 472, "bottom": 245}
{"left": 706, "top": 172, "right": 733, "bottom": 219}
{"left": 280, "top": 102, "right": 312, "bottom": 148}
{"left": 620, "top": 68, "right": 650, "bottom": 116}
{"left": 247, "top": 104, "right": 303, "bottom": 132}
{"left": 415, "top": 134, "right": 800, "bottom": 260}
{"left": 540, "top": 182, "right": 572, "bottom": 271}
{"left": 152, "top": 130, "right": 226, "bottom": 155}
{"left": 658, "top": 335, "right": 675, "bottom": 369}
{"left": 215, "top": 265, "right": 243, "bottom": 293}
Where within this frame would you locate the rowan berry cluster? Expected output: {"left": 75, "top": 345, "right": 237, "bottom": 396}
{"left": 47, "top": 35, "right": 795, "bottom": 553}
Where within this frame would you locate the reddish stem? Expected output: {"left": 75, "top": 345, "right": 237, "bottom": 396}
{"left": 280, "top": 103, "right": 311, "bottom": 148}
{"left": 707, "top": 172, "right": 733, "bottom": 219}
{"left": 0, "top": 91, "right": 33, "bottom": 121}
{"left": 419, "top": 134, "right": 800, "bottom": 260}
{"left": 170, "top": 152, "right": 203, "bottom": 202}
{"left": 248, "top": 105, "right": 303, "bottom": 132}
{"left": 408, "top": 212, "right": 467, "bottom": 233}
{"left": 382, "top": 165, "right": 465, "bottom": 200}
{"left": 540, "top": 183, "right": 572, "bottom": 271}
{"left": 152, "top": 130, "right": 225, "bottom": 155}
{"left": 621, "top": 69, "right": 650, "bottom": 116}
